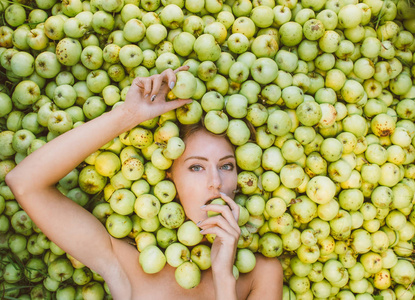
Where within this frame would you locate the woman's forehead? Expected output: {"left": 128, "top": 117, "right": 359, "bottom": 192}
{"left": 182, "top": 129, "right": 234, "bottom": 157}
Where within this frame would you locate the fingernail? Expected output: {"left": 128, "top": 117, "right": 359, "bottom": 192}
{"left": 144, "top": 94, "right": 149, "bottom": 98}
{"left": 220, "top": 192, "right": 227, "bottom": 196}
{"left": 200, "top": 229, "right": 204, "bottom": 233}
{"left": 200, "top": 205, "right": 206, "bottom": 208}
{"left": 196, "top": 221, "right": 202, "bottom": 226}
{"left": 151, "top": 95, "right": 156, "bottom": 102}
{"left": 169, "top": 81, "right": 175, "bottom": 89}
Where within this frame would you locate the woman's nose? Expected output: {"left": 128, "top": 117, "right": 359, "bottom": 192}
{"left": 209, "top": 168, "right": 222, "bottom": 190}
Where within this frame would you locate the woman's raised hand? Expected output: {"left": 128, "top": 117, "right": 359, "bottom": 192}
{"left": 123, "top": 66, "right": 192, "bottom": 124}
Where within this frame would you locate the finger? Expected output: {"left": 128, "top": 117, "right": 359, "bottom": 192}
{"left": 149, "top": 75, "right": 165, "bottom": 101}
{"left": 220, "top": 192, "right": 240, "bottom": 222}
{"left": 174, "top": 65, "right": 190, "bottom": 73}
{"left": 132, "top": 77, "right": 144, "bottom": 94}
{"left": 162, "top": 98, "right": 193, "bottom": 111}
{"left": 141, "top": 78, "right": 152, "bottom": 99}
{"left": 199, "top": 225, "right": 239, "bottom": 245}
{"left": 162, "top": 68, "right": 177, "bottom": 90}
{"left": 199, "top": 214, "right": 241, "bottom": 238}
{"left": 201, "top": 203, "right": 240, "bottom": 232}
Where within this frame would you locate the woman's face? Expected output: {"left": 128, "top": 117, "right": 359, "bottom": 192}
{"left": 169, "top": 128, "right": 238, "bottom": 223}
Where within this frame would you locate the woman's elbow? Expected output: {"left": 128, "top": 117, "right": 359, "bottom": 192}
{"left": 5, "top": 168, "right": 27, "bottom": 200}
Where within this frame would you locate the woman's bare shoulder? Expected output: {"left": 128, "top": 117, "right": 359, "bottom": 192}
{"left": 241, "top": 254, "right": 284, "bottom": 300}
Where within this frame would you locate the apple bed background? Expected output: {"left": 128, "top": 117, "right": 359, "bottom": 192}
{"left": 0, "top": 0, "right": 415, "bottom": 299}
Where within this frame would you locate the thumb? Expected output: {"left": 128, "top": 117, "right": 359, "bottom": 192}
{"left": 164, "top": 99, "right": 193, "bottom": 111}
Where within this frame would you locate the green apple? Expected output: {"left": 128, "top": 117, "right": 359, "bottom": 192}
{"left": 151, "top": 148, "right": 172, "bottom": 170}
{"left": 26, "top": 28, "right": 49, "bottom": 51}
{"left": 80, "top": 45, "right": 103, "bottom": 70}
{"left": 78, "top": 165, "right": 107, "bottom": 194}
{"left": 235, "top": 248, "right": 256, "bottom": 273}
{"left": 34, "top": 51, "right": 61, "bottom": 79}
{"left": 12, "top": 129, "right": 36, "bottom": 155}
{"left": 154, "top": 180, "right": 176, "bottom": 204}
{"left": 53, "top": 84, "right": 77, "bottom": 109}
{"left": 279, "top": 21, "right": 303, "bottom": 46}
{"left": 201, "top": 91, "right": 224, "bottom": 112}
{"left": 129, "top": 127, "right": 153, "bottom": 149}
{"left": 105, "top": 213, "right": 133, "bottom": 238}
{"left": 226, "top": 119, "right": 251, "bottom": 146}
{"left": 109, "top": 188, "right": 136, "bottom": 215}
{"left": 47, "top": 110, "right": 73, "bottom": 136}
{"left": 176, "top": 100, "right": 203, "bottom": 125}
{"left": 251, "top": 34, "right": 278, "bottom": 59}
{"left": 135, "top": 231, "right": 157, "bottom": 253}
{"left": 119, "top": 44, "right": 143, "bottom": 69}
{"left": 165, "top": 242, "right": 190, "bottom": 267}
{"left": 204, "top": 110, "right": 229, "bottom": 134}
{"left": 0, "top": 131, "right": 15, "bottom": 157}
{"left": 47, "top": 257, "right": 73, "bottom": 282}
{"left": 0, "top": 92, "right": 12, "bottom": 118}
{"left": 171, "top": 70, "right": 197, "bottom": 99}
{"left": 171, "top": 32, "right": 194, "bottom": 57}
{"left": 12, "top": 80, "right": 41, "bottom": 106}
{"left": 227, "top": 32, "right": 250, "bottom": 54}
{"left": 143, "top": 161, "right": 166, "bottom": 185}
{"left": 44, "top": 15, "right": 65, "bottom": 40}
{"left": 134, "top": 194, "right": 161, "bottom": 219}
{"left": 175, "top": 261, "right": 201, "bottom": 289}
{"left": 86, "top": 70, "right": 111, "bottom": 94}
{"left": 10, "top": 51, "right": 34, "bottom": 77}
{"left": 140, "top": 215, "right": 160, "bottom": 232}
{"left": 122, "top": 157, "right": 144, "bottom": 181}
{"left": 139, "top": 245, "right": 166, "bottom": 274}
{"left": 235, "top": 142, "right": 262, "bottom": 171}
{"left": 191, "top": 244, "right": 211, "bottom": 270}
{"left": 237, "top": 171, "right": 258, "bottom": 194}
{"left": 123, "top": 19, "right": 146, "bottom": 43}
{"left": 63, "top": 17, "right": 88, "bottom": 39}
{"left": 72, "top": 267, "right": 92, "bottom": 286}
{"left": 246, "top": 194, "right": 266, "bottom": 216}
{"left": 226, "top": 94, "right": 248, "bottom": 119}
{"left": 91, "top": 10, "right": 115, "bottom": 35}
{"left": 193, "top": 34, "right": 221, "bottom": 62}
{"left": 177, "top": 221, "right": 203, "bottom": 246}
{"left": 250, "top": 57, "right": 279, "bottom": 85}
{"left": 197, "top": 60, "right": 217, "bottom": 82}
{"left": 55, "top": 37, "right": 82, "bottom": 66}
{"left": 158, "top": 202, "right": 185, "bottom": 229}
{"left": 162, "top": 136, "right": 185, "bottom": 160}
{"left": 81, "top": 282, "right": 105, "bottom": 300}
{"left": 258, "top": 232, "right": 283, "bottom": 258}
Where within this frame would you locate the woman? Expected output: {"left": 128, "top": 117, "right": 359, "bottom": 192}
{"left": 5, "top": 66, "right": 283, "bottom": 299}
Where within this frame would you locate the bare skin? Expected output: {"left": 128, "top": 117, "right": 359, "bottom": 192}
{"left": 5, "top": 67, "right": 283, "bottom": 299}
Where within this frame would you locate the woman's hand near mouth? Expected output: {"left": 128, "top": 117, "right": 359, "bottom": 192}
{"left": 198, "top": 192, "right": 240, "bottom": 300}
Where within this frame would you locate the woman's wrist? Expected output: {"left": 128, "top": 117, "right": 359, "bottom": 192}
{"left": 212, "top": 269, "right": 237, "bottom": 300}
{"left": 112, "top": 102, "right": 145, "bottom": 134}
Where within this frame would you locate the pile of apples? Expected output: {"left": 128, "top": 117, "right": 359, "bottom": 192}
{"left": 1, "top": 0, "right": 415, "bottom": 298}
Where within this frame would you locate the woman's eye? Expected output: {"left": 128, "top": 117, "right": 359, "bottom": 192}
{"left": 221, "top": 163, "right": 234, "bottom": 171}
{"left": 189, "top": 165, "right": 203, "bottom": 172}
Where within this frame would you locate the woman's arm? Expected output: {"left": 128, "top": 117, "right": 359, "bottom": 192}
{"left": 5, "top": 68, "right": 191, "bottom": 276}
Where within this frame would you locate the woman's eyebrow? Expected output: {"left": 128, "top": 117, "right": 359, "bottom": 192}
{"left": 219, "top": 155, "right": 235, "bottom": 161}
{"left": 184, "top": 156, "right": 208, "bottom": 162}
{"left": 184, "top": 154, "right": 234, "bottom": 162}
